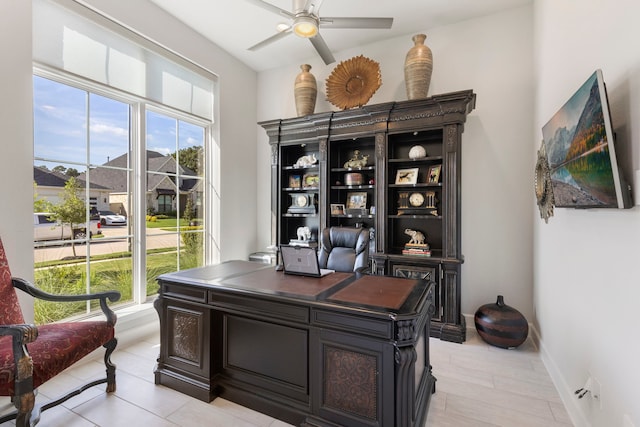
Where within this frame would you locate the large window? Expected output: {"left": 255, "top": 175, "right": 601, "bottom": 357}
{"left": 33, "top": 74, "right": 210, "bottom": 324}
{"left": 32, "top": 0, "right": 217, "bottom": 323}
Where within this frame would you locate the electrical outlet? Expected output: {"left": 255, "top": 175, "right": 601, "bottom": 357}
{"left": 590, "top": 374, "right": 602, "bottom": 409}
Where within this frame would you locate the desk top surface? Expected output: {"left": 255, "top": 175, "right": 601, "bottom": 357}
{"left": 158, "top": 260, "right": 430, "bottom": 316}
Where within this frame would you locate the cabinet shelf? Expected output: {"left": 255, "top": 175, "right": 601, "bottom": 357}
{"left": 331, "top": 185, "right": 375, "bottom": 190}
{"left": 283, "top": 187, "right": 319, "bottom": 192}
{"left": 283, "top": 164, "right": 319, "bottom": 171}
{"left": 388, "top": 156, "right": 443, "bottom": 164}
{"left": 330, "top": 166, "right": 375, "bottom": 172}
{"left": 283, "top": 213, "right": 318, "bottom": 218}
{"left": 332, "top": 214, "right": 375, "bottom": 219}
{"left": 388, "top": 214, "right": 442, "bottom": 220}
{"left": 389, "top": 183, "right": 442, "bottom": 188}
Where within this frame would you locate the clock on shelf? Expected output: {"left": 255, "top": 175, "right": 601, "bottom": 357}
{"left": 287, "top": 193, "right": 316, "bottom": 214}
{"left": 397, "top": 191, "right": 437, "bottom": 215}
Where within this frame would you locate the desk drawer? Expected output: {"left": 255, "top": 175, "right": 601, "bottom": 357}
{"left": 209, "top": 291, "right": 309, "bottom": 324}
{"left": 311, "top": 309, "right": 393, "bottom": 340}
{"left": 160, "top": 281, "right": 208, "bottom": 304}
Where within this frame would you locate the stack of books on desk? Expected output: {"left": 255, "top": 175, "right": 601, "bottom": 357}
{"left": 402, "top": 243, "right": 431, "bottom": 257}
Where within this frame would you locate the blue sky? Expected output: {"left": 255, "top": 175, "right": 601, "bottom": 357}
{"left": 33, "top": 75, "right": 204, "bottom": 172}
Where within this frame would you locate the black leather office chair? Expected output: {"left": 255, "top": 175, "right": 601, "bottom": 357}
{"left": 318, "top": 227, "right": 369, "bottom": 273}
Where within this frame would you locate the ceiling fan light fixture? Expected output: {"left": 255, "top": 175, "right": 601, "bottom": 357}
{"left": 293, "top": 15, "right": 319, "bottom": 38}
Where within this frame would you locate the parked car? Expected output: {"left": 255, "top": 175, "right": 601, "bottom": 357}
{"left": 33, "top": 213, "right": 101, "bottom": 241}
{"left": 98, "top": 210, "right": 127, "bottom": 226}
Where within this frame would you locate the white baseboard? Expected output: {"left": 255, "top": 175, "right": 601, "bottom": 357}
{"left": 462, "top": 313, "right": 589, "bottom": 427}
{"left": 534, "top": 328, "right": 591, "bottom": 427}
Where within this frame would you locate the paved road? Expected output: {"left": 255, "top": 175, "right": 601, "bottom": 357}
{"left": 34, "top": 226, "right": 181, "bottom": 263}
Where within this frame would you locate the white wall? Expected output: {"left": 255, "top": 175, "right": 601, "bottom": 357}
{"left": 0, "top": 0, "right": 35, "bottom": 320}
{"left": 257, "top": 5, "right": 536, "bottom": 321}
{"left": 534, "top": 1, "right": 640, "bottom": 426}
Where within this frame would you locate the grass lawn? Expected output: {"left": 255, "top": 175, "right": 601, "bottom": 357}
{"left": 33, "top": 218, "right": 203, "bottom": 323}
{"left": 145, "top": 217, "right": 193, "bottom": 230}
{"left": 34, "top": 250, "right": 196, "bottom": 324}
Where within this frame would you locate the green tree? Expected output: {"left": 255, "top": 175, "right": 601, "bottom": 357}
{"left": 52, "top": 165, "right": 67, "bottom": 174}
{"left": 65, "top": 167, "right": 80, "bottom": 177}
{"left": 33, "top": 182, "right": 53, "bottom": 213}
{"left": 50, "top": 177, "right": 86, "bottom": 257}
{"left": 173, "top": 146, "right": 203, "bottom": 175}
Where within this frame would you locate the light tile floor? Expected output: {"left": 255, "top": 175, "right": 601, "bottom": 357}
{"left": 0, "top": 326, "right": 572, "bottom": 426}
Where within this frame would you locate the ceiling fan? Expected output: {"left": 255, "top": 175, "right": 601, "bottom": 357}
{"left": 246, "top": 0, "right": 393, "bottom": 64}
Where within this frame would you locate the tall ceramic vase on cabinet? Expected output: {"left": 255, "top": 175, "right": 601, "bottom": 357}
{"left": 404, "top": 34, "right": 433, "bottom": 100}
{"left": 294, "top": 64, "right": 317, "bottom": 116}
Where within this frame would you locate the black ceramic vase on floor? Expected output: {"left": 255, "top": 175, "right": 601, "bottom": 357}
{"left": 474, "top": 295, "right": 528, "bottom": 349}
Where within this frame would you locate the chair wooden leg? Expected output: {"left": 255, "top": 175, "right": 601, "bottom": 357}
{"left": 13, "top": 350, "right": 36, "bottom": 427}
{"left": 15, "top": 411, "right": 29, "bottom": 427}
{"left": 103, "top": 337, "right": 117, "bottom": 393}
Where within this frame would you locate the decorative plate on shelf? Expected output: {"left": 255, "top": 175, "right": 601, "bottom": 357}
{"left": 325, "top": 55, "right": 381, "bottom": 110}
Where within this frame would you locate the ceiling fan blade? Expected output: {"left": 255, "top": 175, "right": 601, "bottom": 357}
{"left": 319, "top": 17, "right": 393, "bottom": 29}
{"left": 293, "top": 0, "right": 321, "bottom": 14}
{"left": 244, "top": 0, "right": 294, "bottom": 19}
{"left": 309, "top": 33, "right": 335, "bottom": 65}
{"left": 248, "top": 28, "right": 292, "bottom": 51}
{"left": 302, "top": 0, "right": 323, "bottom": 15}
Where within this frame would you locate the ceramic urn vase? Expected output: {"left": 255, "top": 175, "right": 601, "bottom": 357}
{"left": 294, "top": 64, "right": 317, "bottom": 117}
{"left": 474, "top": 295, "right": 529, "bottom": 349}
{"left": 404, "top": 34, "right": 433, "bottom": 100}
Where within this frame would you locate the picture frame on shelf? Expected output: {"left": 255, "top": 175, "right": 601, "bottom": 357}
{"left": 346, "top": 192, "right": 367, "bottom": 209}
{"left": 289, "top": 174, "right": 301, "bottom": 189}
{"left": 427, "top": 165, "right": 441, "bottom": 183}
{"left": 302, "top": 173, "right": 320, "bottom": 188}
{"left": 330, "top": 203, "right": 345, "bottom": 215}
{"left": 395, "top": 167, "right": 419, "bottom": 185}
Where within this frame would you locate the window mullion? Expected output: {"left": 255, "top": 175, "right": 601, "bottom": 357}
{"left": 132, "top": 103, "right": 147, "bottom": 304}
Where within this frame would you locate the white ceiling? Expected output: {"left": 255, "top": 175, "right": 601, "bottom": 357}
{"left": 148, "top": 0, "right": 531, "bottom": 72}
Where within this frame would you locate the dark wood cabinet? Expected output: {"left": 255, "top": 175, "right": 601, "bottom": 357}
{"left": 260, "top": 91, "right": 476, "bottom": 342}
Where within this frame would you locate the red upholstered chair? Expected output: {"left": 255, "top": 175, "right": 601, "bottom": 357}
{"left": 0, "top": 238, "right": 120, "bottom": 427}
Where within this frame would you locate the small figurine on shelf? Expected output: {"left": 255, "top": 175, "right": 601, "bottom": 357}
{"left": 404, "top": 228, "right": 425, "bottom": 245}
{"left": 297, "top": 226, "right": 312, "bottom": 241}
{"left": 403, "top": 228, "right": 431, "bottom": 257}
{"left": 343, "top": 150, "right": 369, "bottom": 169}
{"left": 290, "top": 226, "right": 317, "bottom": 248}
{"left": 293, "top": 153, "right": 317, "bottom": 168}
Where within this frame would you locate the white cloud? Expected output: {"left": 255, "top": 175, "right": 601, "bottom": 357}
{"left": 90, "top": 122, "right": 128, "bottom": 137}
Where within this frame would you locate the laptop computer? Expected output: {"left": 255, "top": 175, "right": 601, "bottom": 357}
{"left": 279, "top": 245, "right": 334, "bottom": 277}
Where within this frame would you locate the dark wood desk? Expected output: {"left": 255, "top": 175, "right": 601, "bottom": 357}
{"left": 154, "top": 261, "right": 435, "bottom": 427}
